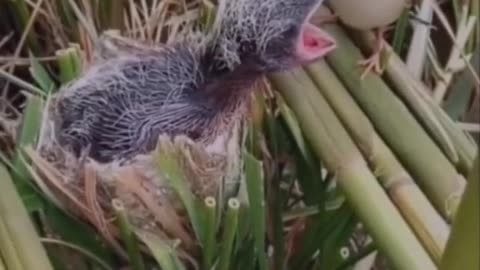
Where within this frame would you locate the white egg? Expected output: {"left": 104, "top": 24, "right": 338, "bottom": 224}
{"left": 329, "top": 0, "right": 407, "bottom": 30}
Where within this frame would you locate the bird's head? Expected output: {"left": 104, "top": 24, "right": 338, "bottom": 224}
{"left": 208, "top": 0, "right": 336, "bottom": 73}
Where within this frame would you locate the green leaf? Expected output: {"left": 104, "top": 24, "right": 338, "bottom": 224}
{"left": 290, "top": 202, "right": 351, "bottom": 270}
{"left": 29, "top": 52, "right": 56, "bottom": 93}
{"left": 244, "top": 151, "right": 267, "bottom": 270}
{"left": 43, "top": 205, "right": 116, "bottom": 266}
{"left": 56, "top": 47, "right": 82, "bottom": 85}
{"left": 153, "top": 137, "right": 204, "bottom": 243}
{"left": 136, "top": 230, "right": 186, "bottom": 270}
{"left": 443, "top": 48, "right": 479, "bottom": 120}
{"left": 319, "top": 212, "right": 356, "bottom": 270}
{"left": 12, "top": 95, "right": 45, "bottom": 211}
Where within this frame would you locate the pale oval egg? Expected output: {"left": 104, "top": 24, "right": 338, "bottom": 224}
{"left": 329, "top": 0, "right": 407, "bottom": 30}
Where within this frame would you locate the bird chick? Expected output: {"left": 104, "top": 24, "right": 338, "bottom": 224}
{"left": 48, "top": 0, "right": 336, "bottom": 165}
{"left": 329, "top": 0, "right": 407, "bottom": 78}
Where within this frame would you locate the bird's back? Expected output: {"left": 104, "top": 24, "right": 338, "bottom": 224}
{"left": 54, "top": 44, "right": 218, "bottom": 162}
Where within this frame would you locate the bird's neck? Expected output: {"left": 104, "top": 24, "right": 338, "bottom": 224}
{"left": 203, "top": 63, "right": 262, "bottom": 111}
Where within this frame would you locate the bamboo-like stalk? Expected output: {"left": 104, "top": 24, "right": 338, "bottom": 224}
{"left": 0, "top": 164, "right": 54, "bottom": 270}
{"left": 217, "top": 198, "right": 240, "bottom": 270}
{"left": 269, "top": 68, "right": 436, "bottom": 270}
{"left": 353, "top": 30, "right": 477, "bottom": 175}
{"left": 305, "top": 60, "right": 450, "bottom": 263}
{"left": 440, "top": 154, "right": 479, "bottom": 270}
{"left": 322, "top": 23, "right": 466, "bottom": 221}
{"left": 112, "top": 199, "right": 145, "bottom": 270}
{"left": 0, "top": 255, "right": 6, "bottom": 270}
{"left": 202, "top": 196, "right": 217, "bottom": 270}
{"left": 0, "top": 215, "right": 24, "bottom": 270}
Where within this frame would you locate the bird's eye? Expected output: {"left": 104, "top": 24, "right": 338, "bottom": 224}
{"left": 239, "top": 41, "right": 256, "bottom": 55}
{"left": 282, "top": 25, "right": 299, "bottom": 40}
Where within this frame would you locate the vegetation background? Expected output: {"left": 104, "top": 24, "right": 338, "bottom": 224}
{"left": 0, "top": 0, "right": 478, "bottom": 270}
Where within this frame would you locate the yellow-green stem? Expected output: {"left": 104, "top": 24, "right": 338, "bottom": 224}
{"left": 0, "top": 164, "right": 54, "bottom": 270}
{"left": 112, "top": 199, "right": 145, "bottom": 270}
{"left": 305, "top": 61, "right": 450, "bottom": 263}
{"left": 440, "top": 154, "right": 479, "bottom": 270}
{"left": 322, "top": 23, "right": 466, "bottom": 221}
{"left": 270, "top": 68, "right": 436, "bottom": 270}
{"left": 217, "top": 198, "right": 240, "bottom": 270}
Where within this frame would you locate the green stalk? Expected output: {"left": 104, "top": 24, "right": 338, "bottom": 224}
{"left": 56, "top": 47, "right": 82, "bottom": 85}
{"left": 323, "top": 24, "right": 466, "bottom": 221}
{"left": 270, "top": 68, "right": 436, "bottom": 270}
{"left": 218, "top": 198, "right": 240, "bottom": 270}
{"left": 8, "top": 0, "right": 39, "bottom": 51}
{"left": 98, "top": 0, "right": 124, "bottom": 30}
{"left": 12, "top": 95, "right": 44, "bottom": 212}
{"left": 0, "top": 256, "right": 6, "bottom": 270}
{"left": 467, "top": 0, "right": 479, "bottom": 53}
{"left": 112, "top": 199, "right": 145, "bottom": 270}
{"left": 305, "top": 60, "right": 450, "bottom": 263}
{"left": 440, "top": 153, "right": 479, "bottom": 270}
{"left": 0, "top": 215, "right": 24, "bottom": 270}
{"left": 153, "top": 136, "right": 203, "bottom": 244}
{"left": 0, "top": 164, "right": 54, "bottom": 270}
{"left": 353, "top": 31, "right": 477, "bottom": 175}
{"left": 391, "top": 7, "right": 411, "bottom": 55}
{"left": 136, "top": 230, "right": 186, "bottom": 270}
{"left": 244, "top": 151, "right": 267, "bottom": 270}
{"left": 202, "top": 197, "right": 217, "bottom": 270}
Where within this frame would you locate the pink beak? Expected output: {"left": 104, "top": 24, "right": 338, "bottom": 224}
{"left": 295, "top": 22, "right": 337, "bottom": 64}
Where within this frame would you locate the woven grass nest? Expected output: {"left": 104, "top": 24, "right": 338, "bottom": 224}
{"left": 21, "top": 83, "right": 254, "bottom": 263}
{"left": 10, "top": 12, "right": 268, "bottom": 266}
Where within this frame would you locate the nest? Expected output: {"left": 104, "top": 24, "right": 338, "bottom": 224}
{"left": 20, "top": 94, "right": 247, "bottom": 264}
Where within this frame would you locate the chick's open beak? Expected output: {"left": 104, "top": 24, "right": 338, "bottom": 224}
{"left": 295, "top": 0, "right": 336, "bottom": 64}
{"left": 295, "top": 22, "right": 336, "bottom": 64}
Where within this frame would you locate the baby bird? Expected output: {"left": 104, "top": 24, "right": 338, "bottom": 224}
{"left": 49, "top": 0, "right": 336, "bottom": 165}
{"left": 329, "top": 0, "right": 407, "bottom": 78}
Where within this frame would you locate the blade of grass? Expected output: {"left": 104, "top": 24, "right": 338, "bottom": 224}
{"left": 218, "top": 198, "right": 240, "bottom": 270}
{"left": 153, "top": 136, "right": 203, "bottom": 244}
{"left": 244, "top": 151, "right": 267, "bottom": 270}
{"left": 12, "top": 95, "right": 45, "bottom": 211}
{"left": 98, "top": 0, "right": 124, "bottom": 30}
{"left": 42, "top": 204, "right": 116, "bottom": 266}
{"left": 7, "top": 0, "right": 39, "bottom": 51}
{"left": 40, "top": 239, "right": 114, "bottom": 270}
{"left": 289, "top": 202, "right": 351, "bottom": 270}
{"left": 0, "top": 68, "right": 45, "bottom": 96}
{"left": 201, "top": 196, "right": 217, "bottom": 270}
{"left": 112, "top": 199, "right": 146, "bottom": 270}
{"left": 0, "top": 214, "right": 24, "bottom": 270}
{"left": 318, "top": 212, "right": 356, "bottom": 270}
{"left": 0, "top": 163, "right": 54, "bottom": 270}
{"left": 405, "top": 0, "right": 433, "bottom": 78}
{"left": 29, "top": 52, "right": 56, "bottom": 93}
{"left": 136, "top": 230, "right": 186, "bottom": 270}
{"left": 391, "top": 7, "right": 411, "bottom": 55}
